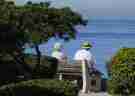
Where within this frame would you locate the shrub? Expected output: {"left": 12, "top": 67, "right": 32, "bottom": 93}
{"left": 107, "top": 48, "right": 135, "bottom": 95}
{"left": 25, "top": 55, "right": 58, "bottom": 79}
{"left": 0, "top": 55, "right": 58, "bottom": 86}
{"left": 0, "top": 79, "right": 78, "bottom": 96}
{"left": 0, "top": 60, "right": 26, "bottom": 86}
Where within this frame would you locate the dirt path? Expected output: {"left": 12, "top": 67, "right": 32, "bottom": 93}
{"left": 78, "top": 92, "right": 110, "bottom": 96}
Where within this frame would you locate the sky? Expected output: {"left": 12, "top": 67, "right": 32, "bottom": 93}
{"left": 16, "top": 0, "right": 135, "bottom": 17}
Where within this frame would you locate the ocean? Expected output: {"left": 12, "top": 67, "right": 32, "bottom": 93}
{"left": 27, "top": 17, "right": 135, "bottom": 78}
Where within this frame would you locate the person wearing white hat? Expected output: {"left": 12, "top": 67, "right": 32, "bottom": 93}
{"left": 51, "top": 42, "right": 67, "bottom": 62}
{"left": 74, "top": 41, "right": 96, "bottom": 68}
{"left": 51, "top": 42, "right": 67, "bottom": 80}
{"left": 74, "top": 41, "right": 96, "bottom": 93}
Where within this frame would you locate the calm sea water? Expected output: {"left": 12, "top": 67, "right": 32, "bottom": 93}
{"left": 28, "top": 17, "right": 135, "bottom": 78}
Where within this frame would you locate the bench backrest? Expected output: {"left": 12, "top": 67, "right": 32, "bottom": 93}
{"left": 57, "top": 60, "right": 83, "bottom": 73}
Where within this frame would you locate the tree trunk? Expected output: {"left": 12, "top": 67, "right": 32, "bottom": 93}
{"left": 34, "top": 44, "right": 41, "bottom": 66}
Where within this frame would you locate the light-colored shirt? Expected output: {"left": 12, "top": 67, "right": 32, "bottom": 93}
{"left": 24, "top": 48, "right": 33, "bottom": 54}
{"left": 51, "top": 51, "right": 66, "bottom": 60}
{"left": 74, "top": 49, "right": 96, "bottom": 68}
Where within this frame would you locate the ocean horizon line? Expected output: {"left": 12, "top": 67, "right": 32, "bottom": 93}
{"left": 77, "top": 32, "right": 135, "bottom": 38}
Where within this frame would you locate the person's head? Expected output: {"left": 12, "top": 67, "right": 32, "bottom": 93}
{"left": 53, "top": 42, "right": 63, "bottom": 51}
{"left": 81, "top": 41, "right": 92, "bottom": 50}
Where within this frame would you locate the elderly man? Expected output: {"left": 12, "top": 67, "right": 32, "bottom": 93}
{"left": 74, "top": 41, "right": 96, "bottom": 93}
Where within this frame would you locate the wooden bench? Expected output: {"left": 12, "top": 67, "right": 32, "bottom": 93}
{"left": 57, "top": 60, "right": 91, "bottom": 93}
{"left": 57, "top": 61, "right": 82, "bottom": 80}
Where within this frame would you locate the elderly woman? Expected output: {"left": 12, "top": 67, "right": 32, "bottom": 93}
{"left": 51, "top": 42, "right": 67, "bottom": 63}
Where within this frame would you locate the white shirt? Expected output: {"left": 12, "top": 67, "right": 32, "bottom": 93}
{"left": 74, "top": 49, "right": 96, "bottom": 68}
{"left": 51, "top": 51, "right": 66, "bottom": 60}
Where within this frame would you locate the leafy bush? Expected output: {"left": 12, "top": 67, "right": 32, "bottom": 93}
{"left": 0, "top": 55, "right": 58, "bottom": 86}
{"left": 0, "top": 79, "right": 78, "bottom": 96}
{"left": 25, "top": 55, "right": 58, "bottom": 79}
{"left": 0, "top": 60, "right": 26, "bottom": 86}
{"left": 107, "top": 48, "right": 135, "bottom": 95}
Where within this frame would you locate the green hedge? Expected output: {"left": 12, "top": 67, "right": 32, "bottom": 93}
{"left": 0, "top": 79, "right": 78, "bottom": 96}
{"left": 25, "top": 55, "right": 58, "bottom": 79}
{"left": 0, "top": 55, "right": 58, "bottom": 86}
{"left": 107, "top": 48, "right": 135, "bottom": 95}
{"left": 0, "top": 60, "right": 25, "bottom": 86}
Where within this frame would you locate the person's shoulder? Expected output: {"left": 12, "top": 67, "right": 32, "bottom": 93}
{"left": 54, "top": 51, "right": 65, "bottom": 57}
{"left": 78, "top": 49, "right": 88, "bottom": 53}
{"left": 75, "top": 49, "right": 83, "bottom": 54}
{"left": 59, "top": 51, "right": 65, "bottom": 56}
{"left": 76, "top": 49, "right": 84, "bottom": 52}
{"left": 51, "top": 51, "right": 61, "bottom": 56}
{"left": 80, "top": 49, "right": 92, "bottom": 55}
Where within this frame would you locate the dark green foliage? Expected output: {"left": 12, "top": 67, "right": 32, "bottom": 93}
{"left": 0, "top": 2, "right": 85, "bottom": 94}
{"left": 0, "top": 60, "right": 17, "bottom": 86}
{"left": 24, "top": 55, "right": 58, "bottom": 78}
{"left": 107, "top": 48, "right": 135, "bottom": 95}
{"left": 29, "top": 55, "right": 58, "bottom": 79}
{"left": 0, "top": 0, "right": 86, "bottom": 48}
{"left": 15, "top": 2, "right": 86, "bottom": 65}
{"left": 9, "top": 1, "right": 86, "bottom": 45}
{"left": 0, "top": 60, "right": 29, "bottom": 86}
{"left": 0, "top": 0, "right": 15, "bottom": 24}
{"left": 0, "top": 24, "right": 17, "bottom": 52}
{"left": 0, "top": 0, "right": 86, "bottom": 67}
{"left": 0, "top": 55, "right": 57, "bottom": 86}
{"left": 0, "top": 79, "right": 78, "bottom": 96}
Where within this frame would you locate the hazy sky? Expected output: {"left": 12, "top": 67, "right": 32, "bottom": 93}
{"left": 16, "top": 0, "right": 135, "bottom": 17}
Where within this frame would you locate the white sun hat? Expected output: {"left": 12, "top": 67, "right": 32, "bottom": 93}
{"left": 53, "top": 42, "right": 63, "bottom": 51}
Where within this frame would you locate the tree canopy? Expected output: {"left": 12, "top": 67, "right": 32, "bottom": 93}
{"left": 107, "top": 48, "right": 135, "bottom": 95}
{"left": 16, "top": 2, "right": 86, "bottom": 43}
{"left": 0, "top": 0, "right": 87, "bottom": 71}
{"left": 0, "top": 0, "right": 87, "bottom": 85}
{"left": 0, "top": 0, "right": 87, "bottom": 52}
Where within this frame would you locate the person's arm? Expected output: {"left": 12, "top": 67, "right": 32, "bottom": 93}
{"left": 62, "top": 55, "right": 67, "bottom": 61}
{"left": 91, "top": 55, "right": 96, "bottom": 69}
{"left": 57, "top": 52, "right": 67, "bottom": 64}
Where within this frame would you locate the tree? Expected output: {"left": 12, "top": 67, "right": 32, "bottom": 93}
{"left": 13, "top": 1, "right": 87, "bottom": 65}
{"left": 0, "top": 0, "right": 31, "bottom": 79}
{"left": 0, "top": 0, "right": 21, "bottom": 58}
{"left": 0, "top": 0, "right": 87, "bottom": 78}
{"left": 107, "top": 48, "right": 135, "bottom": 95}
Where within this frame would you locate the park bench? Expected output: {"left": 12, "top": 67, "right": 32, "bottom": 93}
{"left": 57, "top": 60, "right": 91, "bottom": 93}
{"left": 57, "top": 60, "right": 102, "bottom": 93}
{"left": 57, "top": 61, "right": 82, "bottom": 80}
